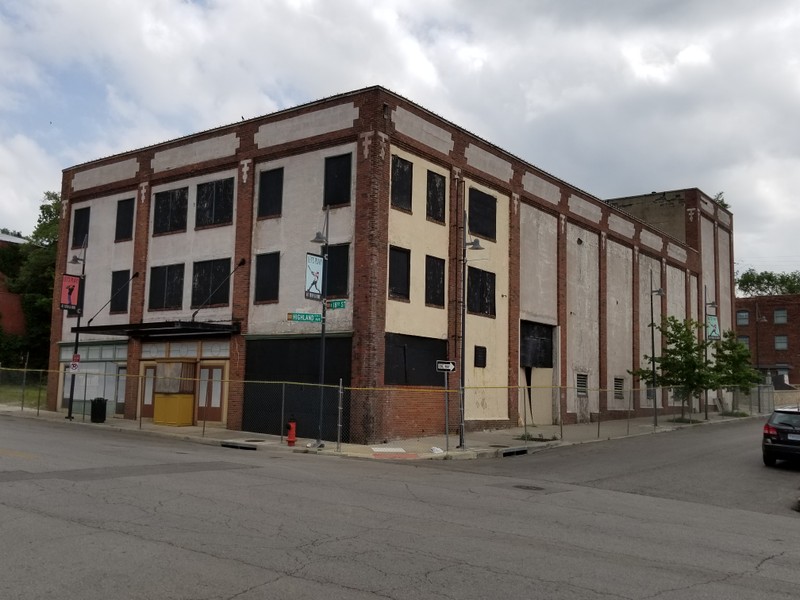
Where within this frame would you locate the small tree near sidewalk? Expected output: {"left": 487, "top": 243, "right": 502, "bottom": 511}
{"left": 631, "top": 316, "right": 714, "bottom": 420}
{"left": 713, "top": 330, "right": 761, "bottom": 410}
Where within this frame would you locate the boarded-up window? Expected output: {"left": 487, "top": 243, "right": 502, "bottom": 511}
{"left": 391, "top": 155, "right": 413, "bottom": 211}
{"left": 474, "top": 345, "right": 487, "bottom": 368}
{"left": 115, "top": 198, "right": 134, "bottom": 241}
{"left": 426, "top": 170, "right": 446, "bottom": 223}
{"left": 467, "top": 266, "right": 495, "bottom": 316}
{"left": 257, "top": 168, "right": 283, "bottom": 218}
{"left": 72, "top": 207, "right": 90, "bottom": 249}
{"left": 149, "top": 263, "right": 184, "bottom": 310}
{"left": 110, "top": 269, "right": 131, "bottom": 313}
{"left": 385, "top": 333, "right": 448, "bottom": 386}
{"left": 389, "top": 246, "right": 410, "bottom": 300}
{"left": 325, "top": 243, "right": 349, "bottom": 297}
{"left": 520, "top": 321, "right": 554, "bottom": 368}
{"left": 468, "top": 187, "right": 496, "bottom": 240}
{"left": 155, "top": 362, "right": 196, "bottom": 394}
{"left": 324, "top": 153, "right": 351, "bottom": 207}
{"left": 254, "top": 252, "right": 280, "bottom": 302}
{"left": 196, "top": 178, "right": 234, "bottom": 228}
{"left": 191, "top": 258, "right": 231, "bottom": 308}
{"left": 425, "top": 255, "right": 445, "bottom": 307}
{"left": 153, "top": 188, "right": 188, "bottom": 234}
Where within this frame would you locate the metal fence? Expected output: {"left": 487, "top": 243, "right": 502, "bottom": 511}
{"left": 0, "top": 367, "right": 780, "bottom": 452}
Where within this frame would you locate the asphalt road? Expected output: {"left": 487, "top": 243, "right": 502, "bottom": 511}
{"left": 1, "top": 414, "right": 798, "bottom": 600}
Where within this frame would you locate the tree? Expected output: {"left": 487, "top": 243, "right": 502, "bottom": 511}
{"left": 1, "top": 192, "right": 61, "bottom": 369}
{"left": 713, "top": 330, "right": 761, "bottom": 395}
{"left": 631, "top": 316, "right": 714, "bottom": 419}
{"left": 0, "top": 227, "right": 24, "bottom": 238}
{"left": 736, "top": 268, "right": 800, "bottom": 296}
{"left": 712, "top": 191, "right": 730, "bottom": 210}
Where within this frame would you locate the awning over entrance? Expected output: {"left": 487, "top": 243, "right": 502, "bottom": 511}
{"left": 70, "top": 320, "right": 240, "bottom": 339}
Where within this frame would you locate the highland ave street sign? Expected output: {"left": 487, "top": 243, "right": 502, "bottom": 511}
{"left": 287, "top": 312, "right": 322, "bottom": 323}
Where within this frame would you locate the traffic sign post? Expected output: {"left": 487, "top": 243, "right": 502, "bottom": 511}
{"left": 436, "top": 360, "right": 457, "bottom": 453}
{"left": 327, "top": 299, "right": 346, "bottom": 310}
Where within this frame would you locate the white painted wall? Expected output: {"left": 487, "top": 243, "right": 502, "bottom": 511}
{"left": 566, "top": 224, "right": 599, "bottom": 420}
{"left": 63, "top": 191, "right": 137, "bottom": 343}
{"left": 385, "top": 146, "right": 450, "bottom": 339}
{"left": 519, "top": 206, "right": 558, "bottom": 324}
{"left": 248, "top": 144, "right": 356, "bottom": 335}
{"left": 606, "top": 240, "right": 633, "bottom": 409}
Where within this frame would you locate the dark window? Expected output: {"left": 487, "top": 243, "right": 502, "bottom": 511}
{"left": 467, "top": 266, "right": 495, "bottom": 316}
{"left": 520, "top": 321, "right": 554, "bottom": 368}
{"left": 254, "top": 252, "right": 280, "bottom": 303}
{"left": 153, "top": 187, "right": 188, "bottom": 234}
{"left": 257, "top": 168, "right": 284, "bottom": 218}
{"left": 391, "top": 155, "right": 413, "bottom": 211}
{"left": 474, "top": 345, "right": 487, "bottom": 368}
{"left": 384, "top": 333, "right": 448, "bottom": 386}
{"left": 191, "top": 258, "right": 231, "bottom": 308}
{"left": 196, "top": 178, "right": 234, "bottom": 228}
{"left": 468, "top": 187, "right": 496, "bottom": 240}
{"left": 149, "top": 263, "right": 185, "bottom": 310}
{"left": 389, "top": 246, "right": 411, "bottom": 300}
{"left": 110, "top": 270, "right": 131, "bottom": 313}
{"left": 425, "top": 255, "right": 445, "bottom": 307}
{"left": 324, "top": 153, "right": 351, "bottom": 207}
{"left": 115, "top": 198, "right": 134, "bottom": 241}
{"left": 72, "top": 207, "right": 90, "bottom": 248}
{"left": 426, "top": 171, "right": 446, "bottom": 223}
{"left": 736, "top": 310, "right": 749, "bottom": 326}
{"left": 325, "top": 244, "right": 349, "bottom": 298}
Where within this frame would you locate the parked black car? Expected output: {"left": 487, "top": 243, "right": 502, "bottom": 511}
{"left": 762, "top": 407, "right": 800, "bottom": 466}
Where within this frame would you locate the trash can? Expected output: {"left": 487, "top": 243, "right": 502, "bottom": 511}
{"left": 90, "top": 397, "right": 107, "bottom": 423}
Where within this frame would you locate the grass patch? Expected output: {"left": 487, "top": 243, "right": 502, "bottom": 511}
{"left": 0, "top": 383, "right": 47, "bottom": 409}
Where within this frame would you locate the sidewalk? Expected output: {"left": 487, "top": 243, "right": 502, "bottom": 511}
{"left": 0, "top": 402, "right": 766, "bottom": 460}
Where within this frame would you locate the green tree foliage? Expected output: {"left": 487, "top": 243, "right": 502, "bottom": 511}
{"left": 713, "top": 330, "right": 761, "bottom": 393}
{"left": 0, "top": 227, "right": 24, "bottom": 238}
{"left": 712, "top": 191, "right": 730, "bottom": 210}
{"left": 736, "top": 268, "right": 800, "bottom": 296}
{"left": 631, "top": 316, "right": 714, "bottom": 418}
{"left": 0, "top": 192, "right": 61, "bottom": 369}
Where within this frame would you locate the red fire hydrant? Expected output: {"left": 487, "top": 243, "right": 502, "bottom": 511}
{"left": 286, "top": 418, "right": 297, "bottom": 447}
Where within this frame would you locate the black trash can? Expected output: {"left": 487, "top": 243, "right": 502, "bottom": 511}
{"left": 90, "top": 398, "right": 107, "bottom": 423}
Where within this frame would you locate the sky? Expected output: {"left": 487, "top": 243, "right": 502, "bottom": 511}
{"left": 1, "top": 0, "right": 799, "bottom": 275}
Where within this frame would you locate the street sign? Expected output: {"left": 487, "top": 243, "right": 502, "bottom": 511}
{"left": 436, "top": 360, "right": 457, "bottom": 373}
{"left": 327, "top": 299, "right": 346, "bottom": 310}
{"left": 69, "top": 362, "right": 80, "bottom": 373}
{"left": 287, "top": 312, "right": 322, "bottom": 323}
{"left": 72, "top": 354, "right": 81, "bottom": 363}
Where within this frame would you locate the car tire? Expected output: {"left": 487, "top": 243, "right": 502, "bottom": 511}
{"left": 763, "top": 453, "right": 777, "bottom": 467}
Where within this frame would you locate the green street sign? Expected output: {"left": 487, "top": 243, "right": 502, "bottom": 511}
{"left": 327, "top": 299, "right": 346, "bottom": 310}
{"left": 287, "top": 312, "right": 322, "bottom": 323}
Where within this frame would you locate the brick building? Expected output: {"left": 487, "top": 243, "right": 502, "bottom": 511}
{"left": 735, "top": 296, "right": 799, "bottom": 385}
{"left": 0, "top": 232, "right": 26, "bottom": 337}
{"left": 48, "top": 86, "right": 735, "bottom": 442}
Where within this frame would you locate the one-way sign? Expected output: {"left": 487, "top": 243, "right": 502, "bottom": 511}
{"left": 436, "top": 360, "right": 457, "bottom": 372}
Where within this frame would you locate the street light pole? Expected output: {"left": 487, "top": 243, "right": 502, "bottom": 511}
{"left": 66, "top": 242, "right": 87, "bottom": 420}
{"left": 703, "top": 284, "right": 717, "bottom": 421}
{"left": 649, "top": 269, "right": 664, "bottom": 429}
{"left": 755, "top": 304, "right": 766, "bottom": 413}
{"left": 311, "top": 206, "right": 330, "bottom": 448}
{"left": 458, "top": 209, "right": 482, "bottom": 449}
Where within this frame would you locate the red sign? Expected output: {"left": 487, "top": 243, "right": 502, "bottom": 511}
{"left": 72, "top": 354, "right": 81, "bottom": 363}
{"left": 60, "top": 274, "right": 82, "bottom": 311}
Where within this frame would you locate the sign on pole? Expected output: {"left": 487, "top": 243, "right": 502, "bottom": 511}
{"left": 706, "top": 314, "right": 720, "bottom": 340}
{"left": 436, "top": 360, "right": 457, "bottom": 373}
{"left": 60, "top": 274, "right": 82, "bottom": 311}
{"left": 305, "top": 253, "right": 324, "bottom": 301}
{"left": 327, "top": 299, "right": 346, "bottom": 310}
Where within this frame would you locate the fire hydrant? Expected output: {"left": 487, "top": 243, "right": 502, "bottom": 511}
{"left": 286, "top": 418, "right": 297, "bottom": 447}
